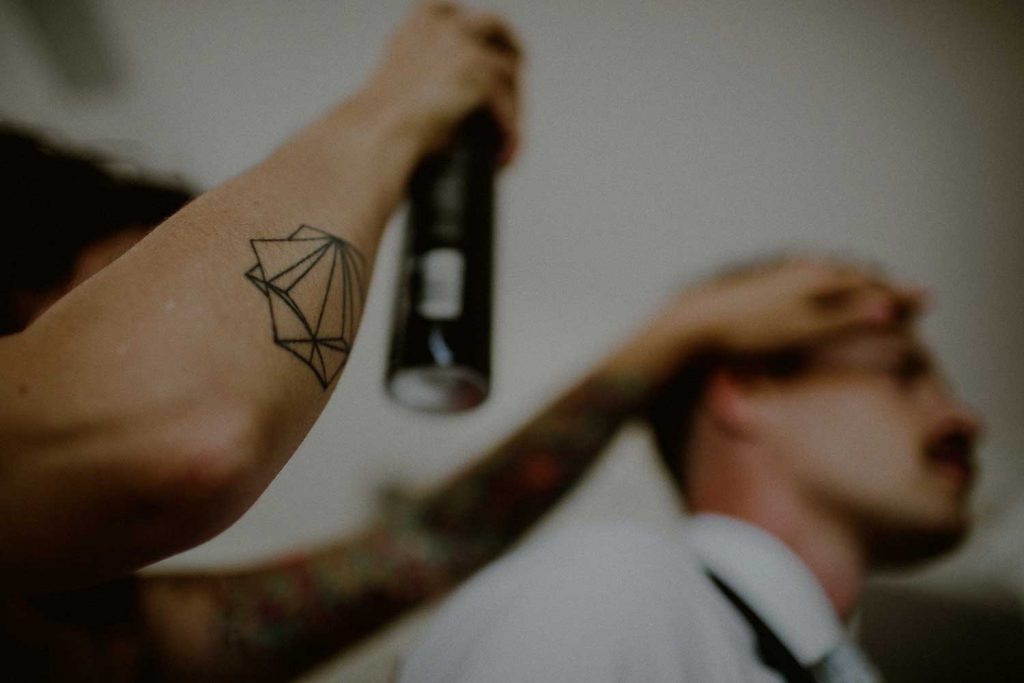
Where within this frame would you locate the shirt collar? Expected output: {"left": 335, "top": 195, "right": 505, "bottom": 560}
{"left": 683, "top": 513, "right": 843, "bottom": 666}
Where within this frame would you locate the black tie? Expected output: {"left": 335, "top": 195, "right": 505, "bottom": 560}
{"left": 706, "top": 571, "right": 818, "bottom": 683}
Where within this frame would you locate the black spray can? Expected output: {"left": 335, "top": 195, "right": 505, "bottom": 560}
{"left": 386, "top": 110, "right": 501, "bottom": 412}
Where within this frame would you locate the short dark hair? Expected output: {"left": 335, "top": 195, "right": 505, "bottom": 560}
{"left": 643, "top": 350, "right": 719, "bottom": 489}
{"left": 643, "top": 347, "right": 809, "bottom": 491}
{"left": 0, "top": 124, "right": 195, "bottom": 334}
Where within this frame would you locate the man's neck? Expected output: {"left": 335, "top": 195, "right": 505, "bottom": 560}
{"left": 692, "top": 500, "right": 868, "bottom": 621}
{"left": 769, "top": 513, "right": 867, "bottom": 621}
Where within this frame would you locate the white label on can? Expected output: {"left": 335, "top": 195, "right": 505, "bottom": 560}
{"left": 417, "top": 248, "right": 465, "bottom": 320}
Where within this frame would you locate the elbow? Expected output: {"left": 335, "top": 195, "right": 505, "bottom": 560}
{"left": 132, "top": 404, "right": 266, "bottom": 552}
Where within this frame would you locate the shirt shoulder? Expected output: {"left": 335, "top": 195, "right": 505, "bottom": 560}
{"left": 529, "top": 520, "right": 703, "bottom": 595}
{"left": 473, "top": 521, "right": 706, "bottom": 614}
{"left": 400, "top": 522, "right": 726, "bottom": 683}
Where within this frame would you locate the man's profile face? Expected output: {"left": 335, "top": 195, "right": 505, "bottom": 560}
{"left": 755, "top": 330, "right": 981, "bottom": 566}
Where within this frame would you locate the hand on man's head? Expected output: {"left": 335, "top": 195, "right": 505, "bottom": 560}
{"left": 660, "top": 256, "right": 928, "bottom": 356}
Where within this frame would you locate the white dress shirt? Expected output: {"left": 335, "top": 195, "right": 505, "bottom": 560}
{"left": 399, "top": 515, "right": 862, "bottom": 683}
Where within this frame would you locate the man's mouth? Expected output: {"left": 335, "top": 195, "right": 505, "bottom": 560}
{"left": 924, "top": 432, "right": 975, "bottom": 489}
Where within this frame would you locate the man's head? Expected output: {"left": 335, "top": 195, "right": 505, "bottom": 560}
{"left": 646, "top": 281, "right": 981, "bottom": 569}
{"left": 0, "top": 125, "right": 194, "bottom": 334}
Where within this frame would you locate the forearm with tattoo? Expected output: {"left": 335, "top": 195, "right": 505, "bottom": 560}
{"left": 246, "top": 225, "right": 366, "bottom": 388}
{"left": 412, "top": 373, "right": 654, "bottom": 553}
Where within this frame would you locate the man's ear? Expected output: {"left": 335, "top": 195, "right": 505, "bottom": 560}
{"left": 703, "top": 368, "right": 759, "bottom": 437}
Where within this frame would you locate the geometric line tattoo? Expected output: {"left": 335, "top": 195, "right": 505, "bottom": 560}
{"left": 246, "top": 225, "right": 367, "bottom": 388}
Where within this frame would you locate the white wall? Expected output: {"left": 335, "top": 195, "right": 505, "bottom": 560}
{"left": 3, "top": 1, "right": 1022, "bottom": 680}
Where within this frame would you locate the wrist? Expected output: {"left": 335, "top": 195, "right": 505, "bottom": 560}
{"left": 263, "top": 91, "right": 426, "bottom": 244}
{"left": 294, "top": 89, "right": 429, "bottom": 196}
{"left": 340, "top": 86, "right": 433, "bottom": 164}
{"left": 606, "top": 313, "right": 705, "bottom": 388}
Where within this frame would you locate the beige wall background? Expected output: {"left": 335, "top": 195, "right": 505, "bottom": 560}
{"left": 2, "top": 0, "right": 1022, "bottom": 680}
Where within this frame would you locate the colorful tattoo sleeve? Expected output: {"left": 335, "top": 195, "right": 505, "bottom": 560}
{"left": 204, "top": 372, "right": 655, "bottom": 680}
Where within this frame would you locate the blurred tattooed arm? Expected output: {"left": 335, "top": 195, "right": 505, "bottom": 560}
{"left": 0, "top": 259, "right": 922, "bottom": 681}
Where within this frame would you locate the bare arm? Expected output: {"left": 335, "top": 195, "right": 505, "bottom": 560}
{"left": 0, "top": 2, "right": 522, "bottom": 595}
